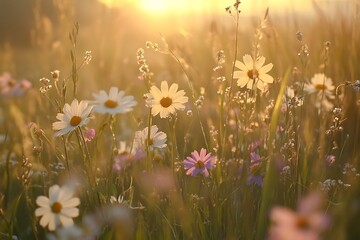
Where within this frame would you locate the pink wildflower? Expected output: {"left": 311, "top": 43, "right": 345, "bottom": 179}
{"left": 183, "top": 148, "right": 216, "bottom": 177}
{"left": 84, "top": 128, "right": 96, "bottom": 142}
{"left": 269, "top": 192, "right": 330, "bottom": 240}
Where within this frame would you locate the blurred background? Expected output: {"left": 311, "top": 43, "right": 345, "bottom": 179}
{"left": 0, "top": 0, "right": 357, "bottom": 94}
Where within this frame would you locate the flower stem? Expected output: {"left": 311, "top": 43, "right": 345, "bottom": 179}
{"left": 167, "top": 48, "right": 209, "bottom": 150}
{"left": 77, "top": 127, "right": 99, "bottom": 205}
{"left": 62, "top": 135, "right": 70, "bottom": 174}
{"left": 169, "top": 117, "right": 179, "bottom": 173}
{"left": 146, "top": 108, "right": 153, "bottom": 171}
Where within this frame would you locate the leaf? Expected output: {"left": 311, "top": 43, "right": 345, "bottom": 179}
{"left": 256, "top": 67, "right": 291, "bottom": 239}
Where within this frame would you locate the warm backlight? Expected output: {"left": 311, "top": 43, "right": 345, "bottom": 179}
{"left": 138, "top": 0, "right": 188, "bottom": 13}
{"left": 98, "top": 0, "right": 315, "bottom": 15}
{"left": 98, "top": 0, "right": 201, "bottom": 13}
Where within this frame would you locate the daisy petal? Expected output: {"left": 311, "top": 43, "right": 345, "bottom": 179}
{"left": 59, "top": 215, "right": 74, "bottom": 227}
{"left": 255, "top": 56, "right": 266, "bottom": 69}
{"left": 259, "top": 63, "right": 273, "bottom": 74}
{"left": 260, "top": 74, "right": 274, "bottom": 83}
{"left": 243, "top": 54, "right": 253, "bottom": 68}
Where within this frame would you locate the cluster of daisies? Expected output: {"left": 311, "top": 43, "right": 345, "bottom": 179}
{"left": 233, "top": 54, "right": 336, "bottom": 112}
{"left": 51, "top": 81, "right": 216, "bottom": 178}
{"left": 36, "top": 54, "right": 337, "bottom": 232}
{"left": 38, "top": 81, "right": 217, "bottom": 231}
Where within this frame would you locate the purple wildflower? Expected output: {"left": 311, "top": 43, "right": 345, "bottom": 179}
{"left": 113, "top": 141, "right": 146, "bottom": 171}
{"left": 183, "top": 148, "right": 216, "bottom": 177}
{"left": 250, "top": 152, "right": 260, "bottom": 162}
{"left": 113, "top": 149, "right": 145, "bottom": 171}
{"left": 247, "top": 152, "right": 263, "bottom": 186}
{"left": 249, "top": 140, "right": 262, "bottom": 151}
{"left": 113, "top": 153, "right": 132, "bottom": 171}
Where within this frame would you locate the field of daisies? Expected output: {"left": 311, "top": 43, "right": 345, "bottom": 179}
{"left": 1, "top": 0, "right": 360, "bottom": 239}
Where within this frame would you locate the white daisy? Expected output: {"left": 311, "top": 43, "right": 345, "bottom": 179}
{"left": 91, "top": 87, "right": 137, "bottom": 115}
{"left": 52, "top": 99, "right": 93, "bottom": 137}
{"left": 304, "top": 73, "right": 335, "bottom": 99}
{"left": 304, "top": 73, "right": 335, "bottom": 111}
{"left": 147, "top": 81, "right": 188, "bottom": 118}
{"left": 233, "top": 54, "right": 274, "bottom": 91}
{"left": 134, "top": 125, "right": 167, "bottom": 150}
{"left": 35, "top": 185, "right": 80, "bottom": 231}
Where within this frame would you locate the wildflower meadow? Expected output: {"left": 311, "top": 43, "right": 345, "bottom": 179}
{"left": 1, "top": 0, "right": 360, "bottom": 239}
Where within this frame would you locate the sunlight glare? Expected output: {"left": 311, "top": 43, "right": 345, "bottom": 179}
{"left": 98, "top": 0, "right": 318, "bottom": 15}
{"left": 139, "top": 0, "right": 180, "bottom": 13}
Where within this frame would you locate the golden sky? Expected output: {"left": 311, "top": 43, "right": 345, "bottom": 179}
{"left": 98, "top": 0, "right": 315, "bottom": 14}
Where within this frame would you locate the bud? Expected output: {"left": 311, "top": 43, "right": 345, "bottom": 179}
{"left": 51, "top": 70, "right": 60, "bottom": 81}
{"left": 296, "top": 31, "right": 303, "bottom": 42}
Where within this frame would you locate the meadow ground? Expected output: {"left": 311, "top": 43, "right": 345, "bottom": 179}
{"left": 0, "top": 0, "right": 360, "bottom": 239}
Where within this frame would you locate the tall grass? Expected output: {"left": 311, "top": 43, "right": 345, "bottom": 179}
{"left": 0, "top": 0, "right": 360, "bottom": 239}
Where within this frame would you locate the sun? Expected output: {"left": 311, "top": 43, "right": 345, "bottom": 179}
{"left": 138, "top": 0, "right": 197, "bottom": 13}
{"left": 138, "top": 0, "right": 172, "bottom": 13}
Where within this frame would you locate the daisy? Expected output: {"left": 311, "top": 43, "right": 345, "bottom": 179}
{"left": 233, "top": 54, "right": 274, "bottom": 91}
{"left": 304, "top": 73, "right": 335, "bottom": 99}
{"left": 35, "top": 185, "right": 80, "bottom": 231}
{"left": 304, "top": 73, "right": 335, "bottom": 111}
{"left": 133, "top": 125, "right": 167, "bottom": 150}
{"left": 52, "top": 99, "right": 93, "bottom": 137}
{"left": 91, "top": 87, "right": 137, "bottom": 115}
{"left": 147, "top": 81, "right": 188, "bottom": 118}
{"left": 183, "top": 148, "right": 217, "bottom": 177}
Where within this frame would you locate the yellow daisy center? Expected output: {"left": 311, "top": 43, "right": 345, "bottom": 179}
{"left": 160, "top": 97, "right": 172, "bottom": 108}
{"left": 104, "top": 100, "right": 118, "bottom": 108}
{"left": 247, "top": 69, "right": 259, "bottom": 80}
{"left": 51, "top": 202, "right": 62, "bottom": 213}
{"left": 296, "top": 216, "right": 311, "bottom": 230}
{"left": 195, "top": 160, "right": 205, "bottom": 169}
{"left": 70, "top": 116, "right": 82, "bottom": 127}
{"left": 315, "top": 84, "right": 326, "bottom": 90}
